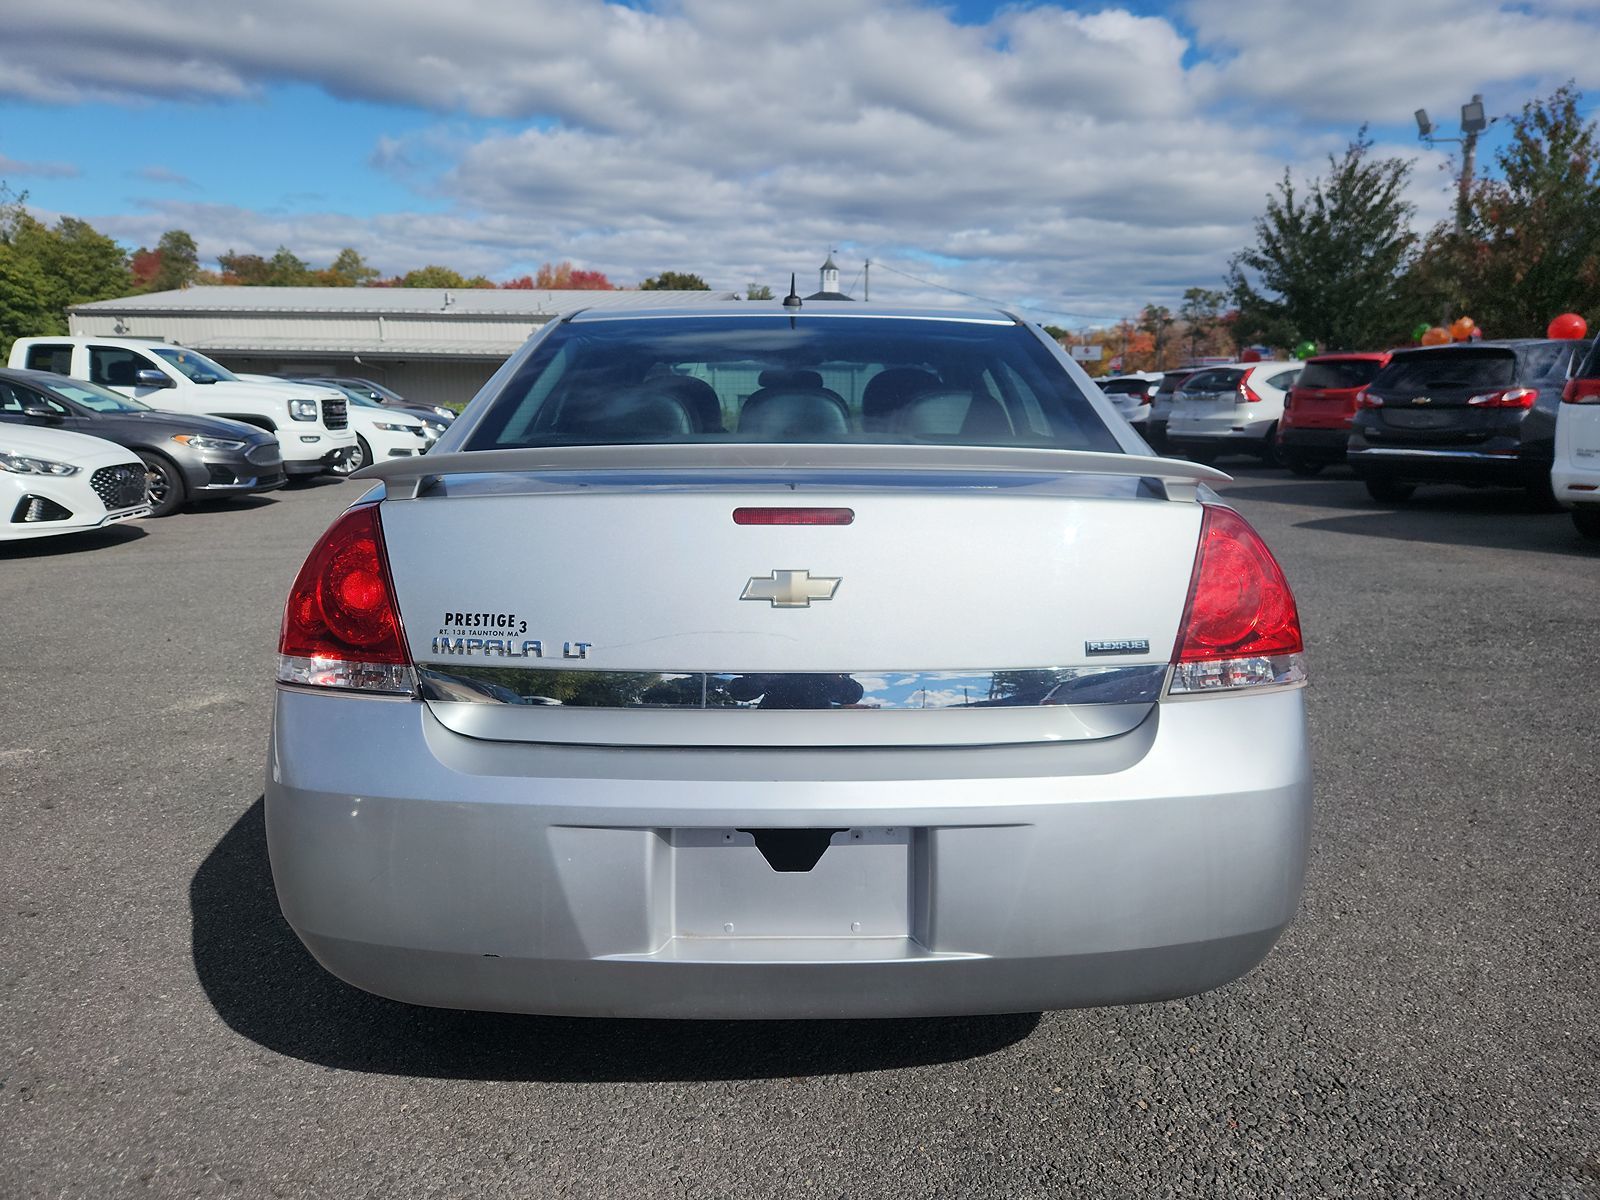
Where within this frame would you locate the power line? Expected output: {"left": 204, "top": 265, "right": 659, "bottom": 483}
{"left": 866, "top": 258, "right": 1122, "bottom": 325}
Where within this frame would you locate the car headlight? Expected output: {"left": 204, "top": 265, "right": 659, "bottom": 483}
{"left": 289, "top": 399, "right": 320, "bottom": 421}
{"left": 0, "top": 451, "right": 80, "bottom": 476}
{"left": 171, "top": 434, "right": 248, "bottom": 451}
{"left": 373, "top": 422, "right": 414, "bottom": 432}
{"left": 431, "top": 406, "right": 454, "bottom": 419}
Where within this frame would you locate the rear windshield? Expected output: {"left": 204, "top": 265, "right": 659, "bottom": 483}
{"left": 1098, "top": 378, "right": 1151, "bottom": 395}
{"left": 466, "top": 316, "right": 1120, "bottom": 452}
{"left": 1297, "top": 360, "right": 1383, "bottom": 390}
{"left": 1155, "top": 371, "right": 1195, "bottom": 395}
{"left": 1181, "top": 369, "right": 1244, "bottom": 392}
{"left": 1373, "top": 349, "right": 1516, "bottom": 393}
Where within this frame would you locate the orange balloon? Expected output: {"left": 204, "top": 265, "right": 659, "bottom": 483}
{"left": 1421, "top": 326, "right": 1451, "bottom": 346}
{"left": 1451, "top": 316, "right": 1476, "bottom": 341}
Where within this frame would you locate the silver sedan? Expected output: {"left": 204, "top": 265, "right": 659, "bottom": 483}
{"left": 266, "top": 303, "right": 1311, "bottom": 1019}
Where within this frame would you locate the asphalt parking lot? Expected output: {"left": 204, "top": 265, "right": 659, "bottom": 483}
{"left": 3, "top": 468, "right": 1596, "bottom": 1199}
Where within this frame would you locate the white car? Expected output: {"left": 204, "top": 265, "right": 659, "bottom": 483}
{"left": 1555, "top": 344, "right": 1600, "bottom": 540}
{"left": 1096, "top": 372, "right": 1161, "bottom": 428}
{"left": 2, "top": 423, "right": 151, "bottom": 540}
{"left": 237, "top": 377, "right": 432, "bottom": 475}
{"left": 1166, "top": 361, "right": 1305, "bottom": 463}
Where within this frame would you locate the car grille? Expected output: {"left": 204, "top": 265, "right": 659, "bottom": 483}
{"left": 90, "top": 464, "right": 148, "bottom": 511}
{"left": 321, "top": 398, "right": 348, "bottom": 430}
{"left": 246, "top": 442, "right": 282, "bottom": 466}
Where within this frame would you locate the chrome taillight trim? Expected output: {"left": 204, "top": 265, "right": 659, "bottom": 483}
{"left": 414, "top": 663, "right": 1170, "bottom": 710}
{"left": 1167, "top": 652, "right": 1306, "bottom": 695}
{"left": 277, "top": 654, "right": 417, "bottom": 695}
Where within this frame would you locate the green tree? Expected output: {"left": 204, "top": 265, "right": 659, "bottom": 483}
{"left": 745, "top": 283, "right": 774, "bottom": 300}
{"left": 325, "top": 247, "right": 378, "bottom": 287}
{"left": 267, "top": 246, "right": 311, "bottom": 286}
{"left": 1414, "top": 84, "right": 1600, "bottom": 336}
{"left": 0, "top": 242, "right": 56, "bottom": 356}
{"left": 146, "top": 230, "right": 199, "bottom": 291}
{"left": 0, "top": 189, "right": 129, "bottom": 345}
{"left": 1139, "top": 304, "right": 1175, "bottom": 370}
{"left": 1228, "top": 131, "right": 1418, "bottom": 350}
{"left": 1179, "top": 287, "right": 1228, "bottom": 359}
{"left": 640, "top": 270, "right": 710, "bottom": 290}
{"left": 399, "top": 265, "right": 469, "bottom": 288}
{"left": 218, "top": 250, "right": 272, "bottom": 285}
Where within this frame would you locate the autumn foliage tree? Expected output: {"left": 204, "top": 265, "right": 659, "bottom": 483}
{"left": 501, "top": 261, "right": 614, "bottom": 289}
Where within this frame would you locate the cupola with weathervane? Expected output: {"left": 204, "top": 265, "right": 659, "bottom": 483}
{"left": 805, "top": 250, "right": 853, "bottom": 301}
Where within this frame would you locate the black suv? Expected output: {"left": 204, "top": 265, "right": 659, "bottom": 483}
{"left": 1347, "top": 338, "right": 1592, "bottom": 503}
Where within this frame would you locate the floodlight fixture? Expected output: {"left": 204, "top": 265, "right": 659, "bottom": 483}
{"left": 1460, "top": 95, "right": 1487, "bottom": 135}
{"left": 1415, "top": 108, "right": 1433, "bottom": 138}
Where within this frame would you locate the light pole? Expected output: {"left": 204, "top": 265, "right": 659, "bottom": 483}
{"left": 1415, "top": 94, "right": 1493, "bottom": 234}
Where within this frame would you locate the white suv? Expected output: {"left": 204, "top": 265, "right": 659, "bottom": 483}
{"left": 9, "top": 338, "right": 355, "bottom": 477}
{"left": 1166, "top": 361, "right": 1305, "bottom": 463}
{"left": 1556, "top": 342, "right": 1600, "bottom": 541}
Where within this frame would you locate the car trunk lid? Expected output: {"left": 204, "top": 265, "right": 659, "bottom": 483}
{"left": 365, "top": 447, "right": 1215, "bottom": 747}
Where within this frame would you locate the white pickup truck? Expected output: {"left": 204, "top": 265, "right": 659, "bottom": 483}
{"left": 9, "top": 337, "right": 356, "bottom": 476}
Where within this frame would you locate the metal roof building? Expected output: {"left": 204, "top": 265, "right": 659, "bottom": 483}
{"left": 67, "top": 286, "right": 739, "bottom": 407}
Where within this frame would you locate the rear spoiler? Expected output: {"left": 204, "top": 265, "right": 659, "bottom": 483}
{"left": 354, "top": 443, "right": 1231, "bottom": 500}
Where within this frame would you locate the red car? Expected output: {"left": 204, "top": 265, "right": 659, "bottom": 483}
{"left": 1276, "top": 352, "right": 1391, "bottom": 475}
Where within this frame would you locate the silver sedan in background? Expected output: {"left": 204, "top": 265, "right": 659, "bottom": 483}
{"left": 266, "top": 303, "right": 1312, "bottom": 1020}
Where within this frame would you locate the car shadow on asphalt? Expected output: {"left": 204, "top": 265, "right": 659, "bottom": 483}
{"left": 0, "top": 523, "right": 147, "bottom": 558}
{"left": 1215, "top": 468, "right": 1595, "bottom": 558}
{"left": 191, "top": 799, "right": 1041, "bottom": 1082}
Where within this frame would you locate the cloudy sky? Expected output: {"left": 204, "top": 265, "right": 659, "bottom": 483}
{"left": 2, "top": 0, "right": 1598, "bottom": 324}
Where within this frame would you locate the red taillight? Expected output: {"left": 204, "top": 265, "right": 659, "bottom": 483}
{"left": 1467, "top": 387, "right": 1538, "bottom": 408}
{"left": 1355, "top": 388, "right": 1380, "bottom": 408}
{"left": 1239, "top": 380, "right": 1263, "bottom": 403}
{"left": 734, "top": 507, "right": 855, "bottom": 525}
{"left": 278, "top": 504, "right": 413, "bottom": 692}
{"left": 1563, "top": 378, "right": 1600, "bottom": 404}
{"left": 1170, "top": 506, "right": 1304, "bottom": 693}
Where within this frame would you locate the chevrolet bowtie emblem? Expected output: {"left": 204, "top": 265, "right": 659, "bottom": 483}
{"left": 741, "top": 569, "right": 841, "bottom": 608}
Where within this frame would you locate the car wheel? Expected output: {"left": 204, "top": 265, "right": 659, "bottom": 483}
{"left": 1364, "top": 477, "right": 1415, "bottom": 504}
{"left": 1259, "top": 425, "right": 1281, "bottom": 467}
{"left": 136, "top": 450, "right": 187, "bottom": 517}
{"left": 1573, "top": 507, "right": 1600, "bottom": 541}
{"left": 1285, "top": 456, "right": 1323, "bottom": 477}
{"left": 1526, "top": 474, "right": 1563, "bottom": 512}
{"left": 330, "top": 436, "right": 371, "bottom": 478}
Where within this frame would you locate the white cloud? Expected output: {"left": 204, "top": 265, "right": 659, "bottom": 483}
{"left": 8, "top": 1, "right": 1597, "bottom": 321}
{"left": 0, "top": 153, "right": 80, "bottom": 179}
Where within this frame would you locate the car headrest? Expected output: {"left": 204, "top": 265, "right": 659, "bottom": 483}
{"left": 558, "top": 387, "right": 693, "bottom": 439}
{"left": 890, "top": 389, "right": 1014, "bottom": 439}
{"left": 651, "top": 375, "right": 725, "bottom": 432}
{"left": 738, "top": 389, "right": 850, "bottom": 441}
{"left": 756, "top": 368, "right": 824, "bottom": 390}
{"left": 861, "top": 367, "right": 940, "bottom": 432}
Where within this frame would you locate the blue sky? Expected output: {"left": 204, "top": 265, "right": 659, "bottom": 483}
{"left": 3, "top": 0, "right": 1596, "bottom": 323}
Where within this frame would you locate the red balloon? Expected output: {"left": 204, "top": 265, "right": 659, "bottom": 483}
{"left": 1240, "top": 348, "right": 1262, "bottom": 362}
{"left": 1548, "top": 312, "right": 1588, "bottom": 340}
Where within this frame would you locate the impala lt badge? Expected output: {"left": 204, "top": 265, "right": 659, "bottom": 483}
{"left": 741, "top": 569, "right": 841, "bottom": 608}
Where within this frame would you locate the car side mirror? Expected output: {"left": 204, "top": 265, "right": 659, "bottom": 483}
{"left": 136, "top": 368, "right": 175, "bottom": 388}
{"left": 22, "top": 404, "right": 62, "bottom": 421}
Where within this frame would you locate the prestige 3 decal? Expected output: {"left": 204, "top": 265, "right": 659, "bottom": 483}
{"left": 433, "top": 611, "right": 591, "bottom": 659}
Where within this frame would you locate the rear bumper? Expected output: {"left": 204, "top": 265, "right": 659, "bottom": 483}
{"left": 266, "top": 686, "right": 1312, "bottom": 1018}
{"left": 1347, "top": 446, "right": 1546, "bottom": 486}
{"left": 1167, "top": 417, "right": 1276, "bottom": 445}
{"left": 1277, "top": 426, "right": 1350, "bottom": 461}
